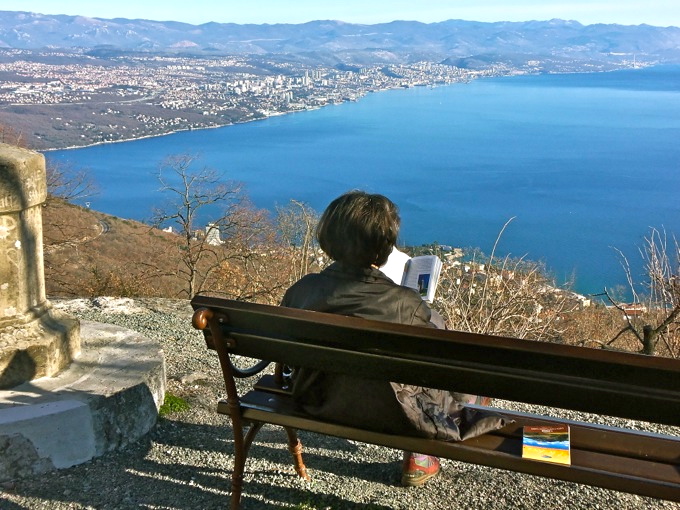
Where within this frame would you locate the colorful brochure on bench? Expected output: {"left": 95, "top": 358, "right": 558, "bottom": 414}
{"left": 522, "top": 425, "right": 571, "bottom": 465}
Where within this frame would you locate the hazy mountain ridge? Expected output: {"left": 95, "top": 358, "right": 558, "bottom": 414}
{"left": 2, "top": 11, "right": 680, "bottom": 64}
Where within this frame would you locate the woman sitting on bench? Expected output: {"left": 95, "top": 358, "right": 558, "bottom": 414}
{"left": 281, "top": 190, "right": 505, "bottom": 487}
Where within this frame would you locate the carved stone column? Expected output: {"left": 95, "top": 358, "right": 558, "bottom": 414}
{"left": 0, "top": 144, "right": 80, "bottom": 389}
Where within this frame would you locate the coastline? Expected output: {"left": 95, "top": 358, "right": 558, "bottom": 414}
{"left": 43, "top": 121, "right": 233, "bottom": 152}
{"left": 38, "top": 64, "right": 654, "bottom": 154}
{"left": 42, "top": 106, "right": 324, "bottom": 152}
{"left": 41, "top": 77, "right": 479, "bottom": 152}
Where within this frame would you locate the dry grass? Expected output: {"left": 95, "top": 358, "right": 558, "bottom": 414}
{"left": 43, "top": 198, "right": 185, "bottom": 298}
{"left": 41, "top": 198, "right": 300, "bottom": 302}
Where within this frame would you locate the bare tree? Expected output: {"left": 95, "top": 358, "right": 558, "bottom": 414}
{"left": 39, "top": 156, "right": 100, "bottom": 297}
{"left": 42, "top": 160, "right": 99, "bottom": 256}
{"left": 275, "top": 199, "right": 320, "bottom": 283}
{"left": 150, "top": 153, "right": 296, "bottom": 302}
{"left": 602, "top": 228, "right": 680, "bottom": 357}
{"left": 208, "top": 199, "right": 325, "bottom": 304}
{"left": 0, "top": 124, "right": 26, "bottom": 148}
{"left": 204, "top": 204, "right": 299, "bottom": 304}
{"left": 1, "top": 121, "right": 96, "bottom": 202}
{"left": 46, "top": 160, "right": 98, "bottom": 202}
{"left": 151, "top": 153, "right": 252, "bottom": 297}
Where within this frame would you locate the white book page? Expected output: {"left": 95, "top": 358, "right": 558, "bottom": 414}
{"left": 379, "top": 247, "right": 411, "bottom": 284}
{"left": 401, "top": 255, "right": 442, "bottom": 302}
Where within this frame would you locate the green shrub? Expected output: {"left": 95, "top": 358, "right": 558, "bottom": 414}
{"left": 159, "top": 392, "right": 189, "bottom": 416}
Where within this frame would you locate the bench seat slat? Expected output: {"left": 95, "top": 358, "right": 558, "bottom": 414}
{"left": 217, "top": 390, "right": 680, "bottom": 502}
{"left": 252, "top": 374, "right": 680, "bottom": 464}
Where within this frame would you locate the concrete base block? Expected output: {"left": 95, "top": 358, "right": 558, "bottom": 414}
{"left": 0, "top": 311, "right": 81, "bottom": 389}
{"left": 0, "top": 320, "right": 166, "bottom": 482}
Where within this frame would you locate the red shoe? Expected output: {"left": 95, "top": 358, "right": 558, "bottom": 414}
{"left": 401, "top": 452, "right": 440, "bottom": 487}
{"left": 477, "top": 396, "right": 493, "bottom": 406}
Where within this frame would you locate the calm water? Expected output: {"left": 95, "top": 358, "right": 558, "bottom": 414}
{"left": 47, "top": 65, "right": 680, "bottom": 296}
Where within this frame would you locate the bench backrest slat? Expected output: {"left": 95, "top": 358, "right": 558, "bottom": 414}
{"left": 191, "top": 296, "right": 680, "bottom": 427}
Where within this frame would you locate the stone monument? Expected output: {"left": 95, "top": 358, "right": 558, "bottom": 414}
{"left": 0, "top": 143, "right": 165, "bottom": 482}
{"left": 0, "top": 143, "right": 80, "bottom": 389}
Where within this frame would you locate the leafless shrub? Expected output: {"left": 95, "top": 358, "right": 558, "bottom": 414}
{"left": 601, "top": 228, "right": 680, "bottom": 357}
{"left": 46, "top": 160, "right": 98, "bottom": 202}
{"left": 0, "top": 124, "right": 26, "bottom": 148}
{"left": 275, "top": 199, "right": 320, "bottom": 284}
{"left": 434, "top": 219, "right": 578, "bottom": 340}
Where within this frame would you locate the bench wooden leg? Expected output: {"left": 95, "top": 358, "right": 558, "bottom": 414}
{"left": 284, "top": 427, "right": 310, "bottom": 480}
{"left": 230, "top": 417, "right": 247, "bottom": 510}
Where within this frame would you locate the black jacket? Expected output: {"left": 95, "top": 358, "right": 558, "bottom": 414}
{"left": 281, "top": 262, "right": 507, "bottom": 441}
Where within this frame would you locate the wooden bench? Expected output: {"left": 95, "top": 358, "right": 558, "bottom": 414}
{"left": 190, "top": 295, "right": 680, "bottom": 509}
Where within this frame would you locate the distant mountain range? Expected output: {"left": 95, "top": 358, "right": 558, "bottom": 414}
{"left": 1, "top": 11, "right": 680, "bottom": 66}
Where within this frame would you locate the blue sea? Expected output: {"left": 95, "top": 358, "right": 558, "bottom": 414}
{"left": 46, "top": 65, "right": 680, "bottom": 296}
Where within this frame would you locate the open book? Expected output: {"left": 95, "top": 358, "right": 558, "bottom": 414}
{"left": 380, "top": 247, "right": 443, "bottom": 303}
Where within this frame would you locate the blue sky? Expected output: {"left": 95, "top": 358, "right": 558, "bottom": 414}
{"left": 3, "top": 0, "right": 680, "bottom": 27}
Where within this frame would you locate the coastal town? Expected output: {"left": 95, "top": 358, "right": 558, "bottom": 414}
{"left": 0, "top": 49, "right": 524, "bottom": 150}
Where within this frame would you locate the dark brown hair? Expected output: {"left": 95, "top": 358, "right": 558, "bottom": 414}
{"left": 316, "top": 190, "right": 400, "bottom": 268}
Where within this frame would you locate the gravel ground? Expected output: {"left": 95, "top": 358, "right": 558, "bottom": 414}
{"left": 1, "top": 297, "right": 678, "bottom": 510}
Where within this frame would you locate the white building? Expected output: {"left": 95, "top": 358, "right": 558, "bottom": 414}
{"left": 205, "top": 223, "right": 223, "bottom": 246}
